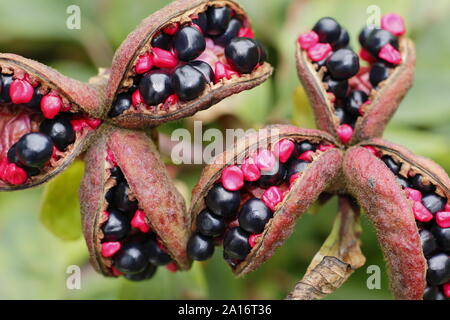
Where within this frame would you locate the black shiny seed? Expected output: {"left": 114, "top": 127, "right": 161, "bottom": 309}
{"left": 172, "top": 65, "right": 206, "bottom": 101}
{"left": 205, "top": 184, "right": 240, "bottom": 218}
{"left": 189, "top": 61, "right": 215, "bottom": 83}
{"left": 174, "top": 26, "right": 206, "bottom": 61}
{"left": 144, "top": 238, "right": 172, "bottom": 266}
{"left": 312, "top": 17, "right": 341, "bottom": 44}
{"left": 335, "top": 106, "right": 357, "bottom": 127}
{"left": 105, "top": 188, "right": 115, "bottom": 203}
{"left": 370, "top": 63, "right": 390, "bottom": 87}
{"left": 223, "top": 227, "right": 251, "bottom": 261}
{"left": 114, "top": 242, "right": 149, "bottom": 274}
{"left": 196, "top": 209, "right": 226, "bottom": 237}
{"left": 0, "top": 74, "right": 12, "bottom": 102}
{"left": 344, "top": 90, "right": 368, "bottom": 116}
{"left": 214, "top": 18, "right": 242, "bottom": 46}
{"left": 113, "top": 182, "right": 138, "bottom": 214}
{"left": 102, "top": 209, "right": 130, "bottom": 242}
{"left": 256, "top": 40, "right": 268, "bottom": 63}
{"left": 333, "top": 28, "right": 350, "bottom": 50}
{"left": 326, "top": 48, "right": 360, "bottom": 81}
{"left": 139, "top": 71, "right": 173, "bottom": 106}
{"left": 258, "top": 162, "right": 286, "bottom": 188}
{"left": 365, "top": 29, "right": 399, "bottom": 57}
{"left": 432, "top": 225, "right": 450, "bottom": 251}
{"left": 108, "top": 92, "right": 132, "bottom": 118}
{"left": 422, "top": 193, "right": 446, "bottom": 214}
{"left": 25, "top": 87, "right": 43, "bottom": 111}
{"left": 358, "top": 25, "right": 377, "bottom": 48}
{"left": 426, "top": 253, "right": 450, "bottom": 286}
{"left": 225, "top": 37, "right": 260, "bottom": 74}
{"left": 238, "top": 198, "right": 272, "bottom": 234}
{"left": 423, "top": 286, "right": 439, "bottom": 300}
{"left": 411, "top": 174, "right": 436, "bottom": 193}
{"left": 151, "top": 32, "right": 172, "bottom": 51}
{"left": 124, "top": 264, "right": 156, "bottom": 281}
{"left": 323, "top": 75, "right": 348, "bottom": 99}
{"left": 110, "top": 166, "right": 124, "bottom": 181}
{"left": 39, "top": 114, "right": 75, "bottom": 151}
{"left": 396, "top": 175, "right": 411, "bottom": 189}
{"left": 287, "top": 159, "right": 309, "bottom": 179}
{"left": 381, "top": 155, "right": 401, "bottom": 174}
{"left": 7, "top": 143, "right": 39, "bottom": 176}
{"left": 420, "top": 229, "right": 437, "bottom": 258}
{"left": 205, "top": 6, "right": 231, "bottom": 36}
{"left": 16, "top": 132, "right": 54, "bottom": 168}
{"left": 295, "top": 140, "right": 316, "bottom": 156}
{"left": 187, "top": 233, "right": 215, "bottom": 261}
{"left": 192, "top": 12, "right": 207, "bottom": 33}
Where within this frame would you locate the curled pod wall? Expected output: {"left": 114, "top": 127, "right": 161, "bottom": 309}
{"left": 0, "top": 53, "right": 102, "bottom": 191}
{"left": 79, "top": 126, "right": 190, "bottom": 281}
{"left": 104, "top": 0, "right": 273, "bottom": 128}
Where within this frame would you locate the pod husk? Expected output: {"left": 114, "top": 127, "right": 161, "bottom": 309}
{"left": 105, "top": 0, "right": 273, "bottom": 128}
{"left": 79, "top": 125, "right": 190, "bottom": 276}
{"left": 190, "top": 124, "right": 343, "bottom": 276}
{"left": 0, "top": 53, "right": 102, "bottom": 191}
{"left": 295, "top": 37, "right": 415, "bottom": 145}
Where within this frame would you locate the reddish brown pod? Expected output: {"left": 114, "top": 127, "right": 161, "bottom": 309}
{"left": 188, "top": 125, "right": 343, "bottom": 276}
{"left": 295, "top": 14, "right": 415, "bottom": 145}
{"left": 79, "top": 126, "right": 190, "bottom": 280}
{"left": 105, "top": 0, "right": 273, "bottom": 128}
{"left": 344, "top": 139, "right": 450, "bottom": 300}
{"left": 0, "top": 53, "right": 102, "bottom": 191}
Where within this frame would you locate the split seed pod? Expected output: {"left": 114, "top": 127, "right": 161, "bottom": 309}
{"left": 105, "top": 0, "right": 273, "bottom": 128}
{"left": 344, "top": 139, "right": 450, "bottom": 300}
{"left": 0, "top": 53, "right": 102, "bottom": 191}
{"left": 188, "top": 125, "right": 343, "bottom": 276}
{"left": 80, "top": 126, "right": 190, "bottom": 280}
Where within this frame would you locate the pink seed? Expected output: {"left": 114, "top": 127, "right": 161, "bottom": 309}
{"left": 307, "top": 43, "right": 332, "bottom": 62}
{"left": 363, "top": 145, "right": 379, "bottom": 157}
{"left": 9, "top": 79, "right": 34, "bottom": 104}
{"left": 4, "top": 163, "right": 27, "bottom": 185}
{"left": 405, "top": 188, "right": 422, "bottom": 202}
{"left": 359, "top": 48, "right": 377, "bottom": 63}
{"left": 298, "top": 150, "right": 314, "bottom": 162}
{"left": 163, "top": 22, "right": 180, "bottom": 35}
{"left": 214, "top": 61, "right": 238, "bottom": 82}
{"left": 132, "top": 89, "right": 143, "bottom": 106}
{"left": 135, "top": 53, "right": 153, "bottom": 74}
{"left": 436, "top": 211, "right": 450, "bottom": 228}
{"left": 106, "top": 150, "right": 117, "bottom": 165}
{"left": 413, "top": 201, "right": 433, "bottom": 222}
{"left": 289, "top": 173, "right": 300, "bottom": 187}
{"left": 85, "top": 118, "right": 101, "bottom": 129}
{"left": 273, "top": 139, "right": 294, "bottom": 163}
{"left": 379, "top": 43, "right": 402, "bottom": 65}
{"left": 262, "top": 186, "right": 284, "bottom": 211}
{"left": 445, "top": 203, "right": 450, "bottom": 212}
{"left": 152, "top": 48, "right": 178, "bottom": 69}
{"left": 381, "top": 13, "right": 406, "bottom": 37}
{"left": 336, "top": 124, "right": 353, "bottom": 144}
{"left": 254, "top": 149, "right": 276, "bottom": 172}
{"left": 221, "top": 165, "right": 244, "bottom": 191}
{"left": 238, "top": 27, "right": 254, "bottom": 38}
{"left": 248, "top": 233, "right": 262, "bottom": 248}
{"left": 103, "top": 211, "right": 110, "bottom": 219}
{"left": 40, "top": 94, "right": 62, "bottom": 119}
{"left": 164, "top": 93, "right": 178, "bottom": 106}
{"left": 101, "top": 242, "right": 121, "bottom": 257}
{"left": 318, "top": 144, "right": 335, "bottom": 152}
{"left": 165, "top": 262, "right": 178, "bottom": 273}
{"left": 443, "top": 283, "right": 450, "bottom": 298}
{"left": 298, "top": 31, "right": 319, "bottom": 50}
{"left": 131, "top": 210, "right": 151, "bottom": 233}
{"left": 241, "top": 158, "right": 261, "bottom": 182}
{"left": 70, "top": 119, "right": 89, "bottom": 132}
{"left": 111, "top": 266, "right": 123, "bottom": 277}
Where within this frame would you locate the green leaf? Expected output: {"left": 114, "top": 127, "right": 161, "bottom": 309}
{"left": 39, "top": 160, "right": 84, "bottom": 241}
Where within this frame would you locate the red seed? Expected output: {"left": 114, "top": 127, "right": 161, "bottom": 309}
{"left": 165, "top": 262, "right": 178, "bottom": 273}
{"left": 379, "top": 43, "right": 402, "bottom": 65}
{"left": 443, "top": 283, "right": 450, "bottom": 298}
{"left": 70, "top": 119, "right": 88, "bottom": 132}
{"left": 262, "top": 186, "right": 284, "bottom": 211}
{"left": 318, "top": 144, "right": 335, "bottom": 152}
{"left": 289, "top": 173, "right": 301, "bottom": 187}
{"left": 363, "top": 145, "right": 379, "bottom": 157}
{"left": 131, "top": 210, "right": 151, "bottom": 233}
{"left": 164, "top": 93, "right": 178, "bottom": 106}
{"left": 40, "top": 94, "right": 62, "bottom": 119}
{"left": 405, "top": 188, "right": 422, "bottom": 202}
{"left": 214, "top": 62, "right": 238, "bottom": 82}
{"left": 336, "top": 124, "right": 353, "bottom": 144}
{"left": 248, "top": 233, "right": 262, "bottom": 248}
{"left": 152, "top": 48, "right": 178, "bottom": 69}
{"left": 298, "top": 150, "right": 314, "bottom": 162}
{"left": 436, "top": 211, "right": 450, "bottom": 228}
{"left": 307, "top": 43, "right": 332, "bottom": 62}
{"left": 101, "top": 242, "right": 121, "bottom": 257}
{"left": 103, "top": 211, "right": 110, "bottom": 219}
{"left": 413, "top": 201, "right": 433, "bottom": 222}
{"left": 273, "top": 139, "right": 294, "bottom": 163}
{"left": 238, "top": 27, "right": 254, "bottom": 38}
{"left": 84, "top": 118, "right": 101, "bottom": 129}
{"left": 445, "top": 203, "right": 450, "bottom": 212}
{"left": 132, "top": 89, "right": 143, "bottom": 107}
{"left": 359, "top": 48, "right": 377, "bottom": 63}
{"left": 4, "top": 163, "right": 27, "bottom": 185}
{"left": 381, "top": 13, "right": 406, "bottom": 37}
{"left": 9, "top": 79, "right": 34, "bottom": 104}
{"left": 111, "top": 266, "right": 123, "bottom": 277}
{"left": 254, "top": 149, "right": 276, "bottom": 171}
{"left": 135, "top": 53, "right": 153, "bottom": 74}
{"left": 298, "top": 31, "right": 319, "bottom": 50}
{"left": 163, "top": 22, "right": 179, "bottom": 35}
{"left": 221, "top": 165, "right": 244, "bottom": 191}
{"left": 241, "top": 158, "right": 261, "bottom": 182}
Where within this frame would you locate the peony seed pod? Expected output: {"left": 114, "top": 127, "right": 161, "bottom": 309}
{"left": 0, "top": 53, "right": 102, "bottom": 191}
{"left": 105, "top": 0, "right": 273, "bottom": 128}
{"left": 295, "top": 15, "right": 415, "bottom": 145}
{"left": 79, "top": 126, "right": 190, "bottom": 280}
{"left": 188, "top": 125, "right": 343, "bottom": 276}
{"left": 344, "top": 139, "right": 450, "bottom": 300}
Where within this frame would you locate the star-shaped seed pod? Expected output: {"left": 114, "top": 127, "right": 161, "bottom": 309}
{"left": 187, "top": 14, "right": 449, "bottom": 300}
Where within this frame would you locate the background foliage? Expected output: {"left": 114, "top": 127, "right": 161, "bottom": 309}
{"left": 0, "top": 0, "right": 449, "bottom": 299}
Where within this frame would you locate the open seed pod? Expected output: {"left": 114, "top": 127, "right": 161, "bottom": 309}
{"left": 295, "top": 14, "right": 415, "bottom": 145}
{"left": 344, "top": 139, "right": 450, "bottom": 300}
{"left": 105, "top": 0, "right": 273, "bottom": 128}
{"left": 80, "top": 126, "right": 190, "bottom": 281}
{"left": 188, "top": 124, "right": 343, "bottom": 276}
{"left": 0, "top": 53, "right": 102, "bottom": 191}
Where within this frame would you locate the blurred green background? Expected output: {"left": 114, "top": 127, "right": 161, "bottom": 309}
{"left": 0, "top": 0, "right": 449, "bottom": 300}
